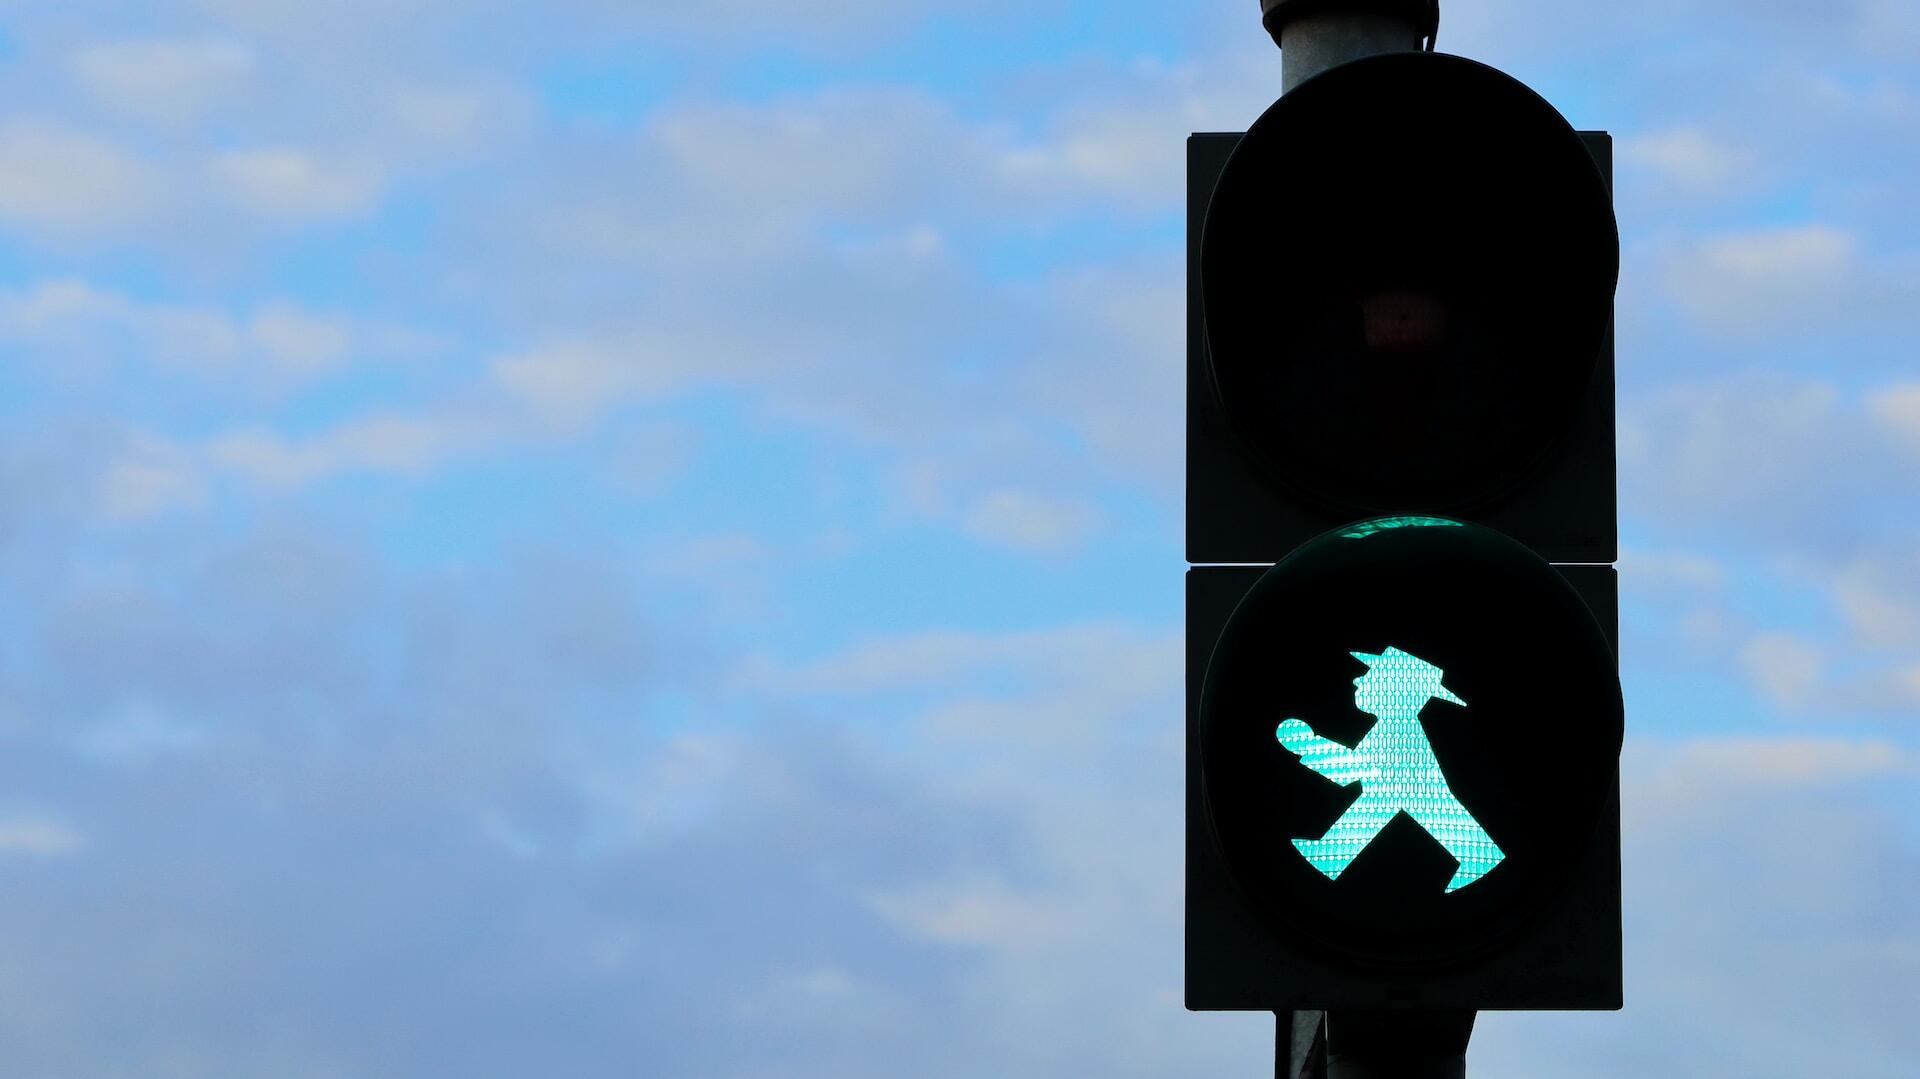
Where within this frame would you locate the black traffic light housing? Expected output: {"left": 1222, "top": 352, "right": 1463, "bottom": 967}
{"left": 1186, "top": 527, "right": 1622, "bottom": 1010}
{"left": 1185, "top": 50, "right": 1623, "bottom": 1013}
{"left": 1188, "top": 53, "right": 1618, "bottom": 566}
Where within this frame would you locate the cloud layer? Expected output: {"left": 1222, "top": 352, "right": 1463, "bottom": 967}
{"left": 0, "top": 0, "right": 1911, "bottom": 1076}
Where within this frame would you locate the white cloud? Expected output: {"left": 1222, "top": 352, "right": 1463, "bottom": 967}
{"left": 1868, "top": 381, "right": 1920, "bottom": 451}
{"left": 1620, "top": 547, "right": 1726, "bottom": 594}
{"left": 209, "top": 413, "right": 490, "bottom": 487}
{"left": 0, "top": 816, "right": 84, "bottom": 857}
{"left": 475, "top": 239, "right": 1177, "bottom": 556}
{"left": 839, "top": 223, "right": 946, "bottom": 261}
{"left": 1000, "top": 109, "right": 1181, "bottom": 207}
{"left": 1740, "top": 632, "right": 1828, "bottom": 710}
{"left": 604, "top": 422, "right": 694, "bottom": 494}
{"left": 725, "top": 963, "right": 903, "bottom": 1035}
{"left": 95, "top": 435, "right": 207, "bottom": 522}
{"left": 489, "top": 340, "right": 680, "bottom": 425}
{"left": 961, "top": 488, "right": 1101, "bottom": 554}
{"left": 354, "top": 79, "right": 1206, "bottom": 558}
{"left": 245, "top": 303, "right": 352, "bottom": 376}
{"left": 1656, "top": 735, "right": 1911, "bottom": 786}
{"left": 1620, "top": 126, "right": 1753, "bottom": 191}
{"left": 742, "top": 623, "right": 1179, "bottom": 754}
{"left": 209, "top": 147, "right": 383, "bottom": 220}
{"left": 71, "top": 38, "right": 255, "bottom": 125}
{"left": 870, "top": 876, "right": 1071, "bottom": 947}
{"left": 0, "top": 279, "right": 363, "bottom": 388}
{"left": 1704, "top": 224, "right": 1857, "bottom": 278}
{"left": 0, "top": 120, "right": 159, "bottom": 234}
{"left": 1618, "top": 534, "right": 1920, "bottom": 719}
{"left": 0, "top": 7, "right": 1907, "bottom": 1073}
{"left": 624, "top": 732, "right": 748, "bottom": 841}
{"left": 1616, "top": 369, "right": 1920, "bottom": 717}
{"left": 1859, "top": 0, "right": 1920, "bottom": 58}
{"left": 1665, "top": 224, "right": 1859, "bottom": 337}
{"left": 386, "top": 80, "right": 532, "bottom": 152}
{"left": 1019, "top": 266, "right": 1182, "bottom": 486}
{"left": 76, "top": 700, "right": 207, "bottom": 764}
{"left": 1828, "top": 548, "right": 1920, "bottom": 649}
{"left": 1746, "top": 543, "right": 1920, "bottom": 714}
{"left": 191, "top": 0, "right": 1040, "bottom": 51}
{"left": 645, "top": 89, "right": 970, "bottom": 223}
{"left": 1480, "top": 733, "right": 1919, "bottom": 1077}
{"left": 1620, "top": 373, "right": 1874, "bottom": 535}
{"left": 0, "top": 277, "right": 123, "bottom": 329}
{"left": 745, "top": 623, "right": 1166, "bottom": 697}
{"left": 493, "top": 80, "right": 1216, "bottom": 286}
{"left": 759, "top": 627, "right": 1920, "bottom": 1077}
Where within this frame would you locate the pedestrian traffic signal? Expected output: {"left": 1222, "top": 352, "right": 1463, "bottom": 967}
{"left": 1191, "top": 519, "right": 1620, "bottom": 1005}
{"left": 1184, "top": 45, "right": 1623, "bottom": 1012}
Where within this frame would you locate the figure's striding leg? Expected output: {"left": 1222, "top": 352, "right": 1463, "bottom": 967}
{"left": 1408, "top": 794, "right": 1506, "bottom": 892}
{"left": 1292, "top": 793, "right": 1397, "bottom": 881}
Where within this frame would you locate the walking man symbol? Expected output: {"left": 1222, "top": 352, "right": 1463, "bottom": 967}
{"left": 1275, "top": 646, "right": 1504, "bottom": 893}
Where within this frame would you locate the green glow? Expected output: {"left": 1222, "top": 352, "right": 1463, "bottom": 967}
{"left": 1337, "top": 516, "right": 1464, "bottom": 540}
{"left": 1275, "top": 647, "right": 1504, "bottom": 892}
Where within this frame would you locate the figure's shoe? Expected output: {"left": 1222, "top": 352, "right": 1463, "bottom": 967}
{"left": 1443, "top": 851, "right": 1504, "bottom": 893}
{"left": 1292, "top": 837, "right": 1355, "bottom": 881}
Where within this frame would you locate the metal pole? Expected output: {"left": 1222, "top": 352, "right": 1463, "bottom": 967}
{"left": 1280, "top": 12, "right": 1422, "bottom": 91}
{"left": 1277, "top": 1011, "right": 1327, "bottom": 1079}
{"left": 1324, "top": 1009, "right": 1475, "bottom": 1079}
{"left": 1250, "top": 7, "right": 1468, "bottom": 1073}
{"left": 1257, "top": 0, "right": 1437, "bottom": 92}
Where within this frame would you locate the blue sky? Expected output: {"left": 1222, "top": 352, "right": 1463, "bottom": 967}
{"left": 0, "top": 1, "right": 1914, "bottom": 1075}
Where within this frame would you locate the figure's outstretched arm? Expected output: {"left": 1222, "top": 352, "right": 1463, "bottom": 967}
{"left": 1275, "top": 719, "right": 1371, "bottom": 786}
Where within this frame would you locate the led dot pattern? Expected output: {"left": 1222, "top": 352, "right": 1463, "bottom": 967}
{"left": 1336, "top": 516, "right": 1464, "bottom": 540}
{"left": 1275, "top": 646, "right": 1505, "bottom": 893}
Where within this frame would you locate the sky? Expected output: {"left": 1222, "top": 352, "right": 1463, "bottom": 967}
{"left": 0, "top": 1, "right": 1913, "bottom": 1076}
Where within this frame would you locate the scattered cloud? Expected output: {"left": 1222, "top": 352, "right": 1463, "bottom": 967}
{"left": 386, "top": 80, "right": 533, "bottom": 153}
{"left": 94, "top": 434, "right": 207, "bottom": 522}
{"left": 1664, "top": 223, "right": 1859, "bottom": 338}
{"left": 1829, "top": 547, "right": 1920, "bottom": 649}
{"left": 76, "top": 700, "right": 207, "bottom": 764}
{"left": 0, "top": 816, "right": 84, "bottom": 856}
{"left": 0, "top": 119, "right": 159, "bottom": 234}
{"left": 0, "top": 279, "right": 373, "bottom": 389}
{"left": 1478, "top": 733, "right": 1919, "bottom": 1079}
{"left": 1740, "top": 632, "right": 1830, "bottom": 710}
{"left": 1868, "top": 381, "right": 1920, "bottom": 451}
{"left": 208, "top": 147, "right": 384, "bottom": 221}
{"left": 208, "top": 412, "right": 495, "bottom": 487}
{"left": 1000, "top": 105, "right": 1184, "bottom": 208}
{"left": 489, "top": 339, "right": 680, "bottom": 426}
{"left": 1641, "top": 734, "right": 1912, "bottom": 791}
{"left": 0, "top": 2, "right": 1906, "bottom": 1075}
{"left": 741, "top": 622, "right": 1181, "bottom": 762}
{"left": 869, "top": 875, "right": 1072, "bottom": 947}
{"left": 742, "top": 622, "right": 1169, "bottom": 698}
{"left": 960, "top": 488, "right": 1102, "bottom": 554}
{"left": 1619, "top": 125, "right": 1755, "bottom": 192}
{"left": 70, "top": 38, "right": 256, "bottom": 125}
{"left": 188, "top": 0, "right": 1050, "bottom": 53}
{"left": 1620, "top": 547, "right": 1726, "bottom": 595}
{"left": 1618, "top": 371, "right": 1920, "bottom": 546}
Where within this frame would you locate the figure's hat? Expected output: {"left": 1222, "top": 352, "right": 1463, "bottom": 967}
{"left": 1350, "top": 646, "right": 1466, "bottom": 707}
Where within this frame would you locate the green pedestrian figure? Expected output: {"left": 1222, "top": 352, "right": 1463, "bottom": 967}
{"left": 1275, "top": 646, "right": 1504, "bottom": 893}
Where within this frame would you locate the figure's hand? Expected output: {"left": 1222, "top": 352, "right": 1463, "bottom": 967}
{"left": 1275, "top": 718, "right": 1318, "bottom": 754}
{"left": 1276, "top": 718, "right": 1369, "bottom": 785}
